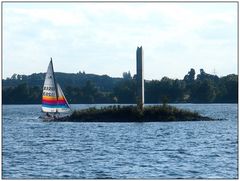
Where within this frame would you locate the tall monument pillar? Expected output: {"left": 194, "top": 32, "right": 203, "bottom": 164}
{"left": 136, "top": 46, "right": 144, "bottom": 110}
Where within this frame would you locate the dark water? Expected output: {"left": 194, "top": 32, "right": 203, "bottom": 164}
{"left": 2, "top": 104, "right": 238, "bottom": 179}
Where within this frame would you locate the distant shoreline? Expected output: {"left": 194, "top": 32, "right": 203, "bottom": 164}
{"left": 3, "top": 71, "right": 238, "bottom": 104}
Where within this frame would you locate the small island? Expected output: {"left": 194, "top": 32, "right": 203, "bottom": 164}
{"left": 68, "top": 105, "right": 212, "bottom": 122}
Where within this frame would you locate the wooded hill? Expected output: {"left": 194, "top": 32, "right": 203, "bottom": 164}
{"left": 2, "top": 69, "right": 238, "bottom": 104}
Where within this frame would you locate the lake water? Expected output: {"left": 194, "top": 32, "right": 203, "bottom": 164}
{"left": 2, "top": 104, "right": 238, "bottom": 179}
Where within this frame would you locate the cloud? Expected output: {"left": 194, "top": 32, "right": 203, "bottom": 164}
{"left": 5, "top": 6, "right": 89, "bottom": 27}
{"left": 2, "top": 2, "right": 237, "bottom": 79}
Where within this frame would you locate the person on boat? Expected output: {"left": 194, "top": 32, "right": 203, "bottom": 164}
{"left": 46, "top": 112, "right": 52, "bottom": 118}
{"left": 54, "top": 110, "right": 60, "bottom": 119}
{"left": 46, "top": 112, "right": 50, "bottom": 117}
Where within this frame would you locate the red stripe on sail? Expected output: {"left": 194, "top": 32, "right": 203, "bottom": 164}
{"left": 57, "top": 100, "right": 67, "bottom": 104}
{"left": 42, "top": 100, "right": 57, "bottom": 104}
{"left": 42, "top": 99, "right": 67, "bottom": 104}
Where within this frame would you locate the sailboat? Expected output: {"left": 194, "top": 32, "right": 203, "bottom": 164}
{"left": 41, "top": 58, "right": 71, "bottom": 120}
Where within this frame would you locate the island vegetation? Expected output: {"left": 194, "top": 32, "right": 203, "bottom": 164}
{"left": 68, "top": 105, "right": 212, "bottom": 122}
{"left": 3, "top": 68, "right": 238, "bottom": 104}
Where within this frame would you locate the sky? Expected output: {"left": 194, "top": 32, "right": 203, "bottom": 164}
{"left": 3, "top": 2, "right": 238, "bottom": 80}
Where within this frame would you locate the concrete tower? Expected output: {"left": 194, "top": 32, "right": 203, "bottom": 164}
{"left": 136, "top": 46, "right": 144, "bottom": 110}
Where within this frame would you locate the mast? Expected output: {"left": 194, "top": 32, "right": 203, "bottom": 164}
{"left": 50, "top": 57, "right": 59, "bottom": 102}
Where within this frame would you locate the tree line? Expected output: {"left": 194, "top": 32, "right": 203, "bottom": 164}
{"left": 2, "top": 68, "right": 238, "bottom": 104}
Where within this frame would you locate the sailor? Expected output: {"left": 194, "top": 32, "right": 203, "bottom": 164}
{"left": 46, "top": 112, "right": 51, "bottom": 118}
{"left": 54, "top": 110, "right": 60, "bottom": 119}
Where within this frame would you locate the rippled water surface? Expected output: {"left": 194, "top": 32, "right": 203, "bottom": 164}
{"left": 3, "top": 104, "right": 238, "bottom": 179}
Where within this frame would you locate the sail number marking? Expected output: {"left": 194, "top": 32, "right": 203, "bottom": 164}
{"left": 43, "top": 86, "right": 56, "bottom": 91}
{"left": 43, "top": 86, "right": 56, "bottom": 97}
{"left": 43, "top": 92, "right": 56, "bottom": 97}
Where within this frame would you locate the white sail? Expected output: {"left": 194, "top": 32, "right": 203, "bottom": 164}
{"left": 42, "top": 58, "right": 71, "bottom": 114}
{"left": 56, "top": 83, "right": 71, "bottom": 113}
{"left": 42, "top": 58, "right": 58, "bottom": 112}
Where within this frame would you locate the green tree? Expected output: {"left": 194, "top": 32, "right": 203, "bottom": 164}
{"left": 113, "top": 80, "right": 136, "bottom": 103}
{"left": 191, "top": 80, "right": 217, "bottom": 103}
{"left": 184, "top": 68, "right": 195, "bottom": 83}
{"left": 215, "top": 74, "right": 238, "bottom": 103}
{"left": 122, "top": 71, "right": 132, "bottom": 80}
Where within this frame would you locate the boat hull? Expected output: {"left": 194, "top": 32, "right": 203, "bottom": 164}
{"left": 39, "top": 115, "right": 70, "bottom": 122}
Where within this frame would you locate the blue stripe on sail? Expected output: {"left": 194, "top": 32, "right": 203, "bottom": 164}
{"left": 42, "top": 104, "right": 69, "bottom": 108}
{"left": 42, "top": 102, "right": 68, "bottom": 106}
